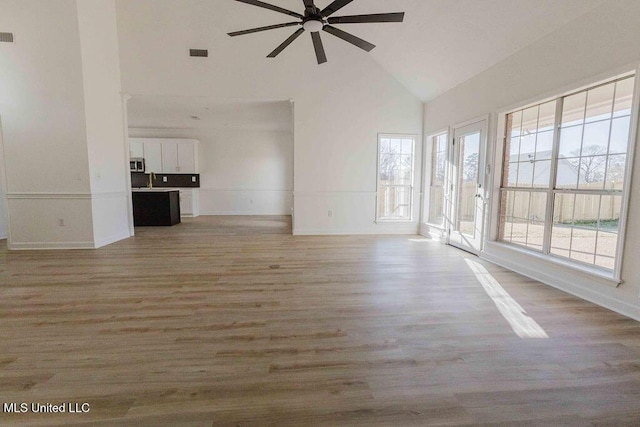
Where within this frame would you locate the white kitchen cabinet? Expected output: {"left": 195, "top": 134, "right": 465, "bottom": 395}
{"left": 177, "top": 142, "right": 197, "bottom": 173}
{"left": 143, "top": 142, "right": 163, "bottom": 173}
{"left": 161, "top": 141, "right": 180, "bottom": 173}
{"left": 179, "top": 189, "right": 199, "bottom": 217}
{"left": 129, "top": 140, "right": 144, "bottom": 159}
{"left": 162, "top": 140, "right": 198, "bottom": 173}
{"left": 128, "top": 138, "right": 198, "bottom": 173}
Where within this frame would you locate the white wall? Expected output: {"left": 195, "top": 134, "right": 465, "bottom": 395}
{"left": 0, "top": 0, "right": 129, "bottom": 249}
{"left": 116, "top": 0, "right": 424, "bottom": 235}
{"left": 0, "top": 118, "right": 8, "bottom": 239}
{"left": 77, "top": 0, "right": 130, "bottom": 246}
{"left": 0, "top": 0, "right": 94, "bottom": 248}
{"left": 129, "top": 127, "right": 294, "bottom": 215}
{"left": 423, "top": 0, "right": 640, "bottom": 320}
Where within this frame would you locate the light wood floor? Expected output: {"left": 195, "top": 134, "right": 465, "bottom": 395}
{"left": 2, "top": 216, "right": 640, "bottom": 426}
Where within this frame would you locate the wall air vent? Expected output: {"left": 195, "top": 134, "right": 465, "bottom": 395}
{"left": 189, "top": 49, "right": 208, "bottom": 58}
{"left": 0, "top": 32, "right": 14, "bottom": 43}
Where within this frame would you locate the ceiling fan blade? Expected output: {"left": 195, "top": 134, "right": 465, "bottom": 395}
{"left": 321, "top": 0, "right": 353, "bottom": 17}
{"left": 323, "top": 25, "right": 375, "bottom": 52}
{"left": 311, "top": 32, "right": 327, "bottom": 64}
{"left": 234, "top": 0, "right": 303, "bottom": 19}
{"left": 267, "top": 28, "right": 305, "bottom": 58}
{"left": 302, "top": 0, "right": 315, "bottom": 9}
{"left": 328, "top": 12, "right": 405, "bottom": 24}
{"left": 228, "top": 22, "right": 300, "bottom": 37}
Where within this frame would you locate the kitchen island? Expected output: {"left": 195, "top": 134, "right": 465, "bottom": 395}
{"left": 132, "top": 188, "right": 181, "bottom": 226}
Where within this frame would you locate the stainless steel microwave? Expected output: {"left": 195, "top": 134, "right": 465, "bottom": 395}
{"left": 130, "top": 158, "right": 145, "bottom": 172}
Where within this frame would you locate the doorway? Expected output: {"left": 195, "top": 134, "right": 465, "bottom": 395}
{"left": 448, "top": 119, "right": 487, "bottom": 254}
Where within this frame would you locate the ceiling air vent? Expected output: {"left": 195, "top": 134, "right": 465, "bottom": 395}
{"left": 0, "top": 32, "right": 14, "bottom": 43}
{"left": 189, "top": 49, "right": 208, "bottom": 58}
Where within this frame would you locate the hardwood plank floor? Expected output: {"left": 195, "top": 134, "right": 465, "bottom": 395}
{"left": 1, "top": 215, "right": 640, "bottom": 426}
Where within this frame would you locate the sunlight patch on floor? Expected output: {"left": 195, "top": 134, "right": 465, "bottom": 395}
{"left": 465, "top": 258, "right": 548, "bottom": 339}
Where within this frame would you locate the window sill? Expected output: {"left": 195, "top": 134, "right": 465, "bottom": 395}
{"left": 483, "top": 240, "right": 621, "bottom": 288}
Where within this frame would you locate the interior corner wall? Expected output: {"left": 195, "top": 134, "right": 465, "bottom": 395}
{"left": 76, "top": 0, "right": 130, "bottom": 247}
{"left": 0, "top": 0, "right": 95, "bottom": 249}
{"left": 423, "top": 0, "right": 640, "bottom": 319}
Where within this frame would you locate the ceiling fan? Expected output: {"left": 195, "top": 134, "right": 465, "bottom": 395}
{"left": 228, "top": 0, "right": 405, "bottom": 64}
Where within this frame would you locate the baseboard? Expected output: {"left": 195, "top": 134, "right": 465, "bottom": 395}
{"left": 9, "top": 241, "right": 96, "bottom": 250}
{"left": 293, "top": 227, "right": 419, "bottom": 236}
{"left": 94, "top": 230, "right": 131, "bottom": 248}
{"left": 481, "top": 250, "right": 640, "bottom": 323}
{"left": 200, "top": 211, "right": 291, "bottom": 216}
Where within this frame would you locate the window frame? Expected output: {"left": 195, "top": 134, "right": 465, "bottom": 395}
{"left": 491, "top": 71, "right": 639, "bottom": 281}
{"left": 376, "top": 133, "right": 417, "bottom": 223}
{"left": 424, "top": 130, "right": 449, "bottom": 228}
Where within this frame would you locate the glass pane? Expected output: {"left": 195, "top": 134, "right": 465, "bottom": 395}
{"left": 532, "top": 160, "right": 551, "bottom": 188}
{"left": 595, "top": 231, "right": 617, "bottom": 269}
{"left": 401, "top": 139, "right": 413, "bottom": 155}
{"left": 585, "top": 83, "right": 614, "bottom": 123}
{"left": 509, "top": 110, "right": 523, "bottom": 138}
{"left": 605, "top": 154, "right": 626, "bottom": 189}
{"left": 562, "top": 92, "right": 587, "bottom": 127}
{"left": 378, "top": 186, "right": 411, "bottom": 220}
{"left": 598, "top": 195, "right": 622, "bottom": 232}
{"left": 535, "top": 131, "right": 554, "bottom": 160}
{"left": 461, "top": 133, "right": 480, "bottom": 184}
{"left": 527, "top": 221, "right": 545, "bottom": 251}
{"left": 577, "top": 155, "right": 607, "bottom": 189}
{"left": 582, "top": 121, "right": 611, "bottom": 155}
{"left": 556, "top": 157, "right": 580, "bottom": 189}
{"left": 551, "top": 193, "right": 574, "bottom": 258}
{"left": 380, "top": 138, "right": 390, "bottom": 153}
{"left": 527, "top": 192, "right": 547, "bottom": 252}
{"left": 522, "top": 106, "right": 539, "bottom": 135}
{"left": 508, "top": 136, "right": 521, "bottom": 159}
{"left": 570, "top": 227, "right": 597, "bottom": 264}
{"left": 538, "top": 101, "right": 557, "bottom": 132}
{"left": 609, "top": 116, "right": 630, "bottom": 154}
{"left": 504, "top": 162, "right": 518, "bottom": 187}
{"left": 613, "top": 77, "right": 635, "bottom": 118}
{"left": 519, "top": 133, "right": 536, "bottom": 158}
{"left": 558, "top": 125, "right": 583, "bottom": 158}
{"left": 573, "top": 194, "right": 600, "bottom": 229}
{"left": 499, "top": 191, "right": 514, "bottom": 242}
{"left": 437, "top": 134, "right": 448, "bottom": 152}
{"left": 529, "top": 192, "right": 547, "bottom": 222}
{"left": 428, "top": 187, "right": 444, "bottom": 225}
{"left": 511, "top": 192, "right": 530, "bottom": 246}
{"left": 516, "top": 161, "right": 533, "bottom": 187}
{"left": 595, "top": 195, "right": 621, "bottom": 270}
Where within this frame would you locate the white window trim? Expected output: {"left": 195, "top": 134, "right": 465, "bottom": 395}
{"left": 487, "top": 67, "right": 640, "bottom": 283}
{"left": 376, "top": 133, "right": 418, "bottom": 223}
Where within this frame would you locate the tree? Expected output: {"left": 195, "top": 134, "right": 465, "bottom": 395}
{"left": 569, "top": 145, "right": 607, "bottom": 183}
{"left": 463, "top": 152, "right": 479, "bottom": 182}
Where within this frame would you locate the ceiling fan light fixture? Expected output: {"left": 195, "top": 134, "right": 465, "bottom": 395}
{"left": 302, "top": 19, "right": 323, "bottom": 33}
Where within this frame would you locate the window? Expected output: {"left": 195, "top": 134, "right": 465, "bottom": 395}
{"left": 499, "top": 75, "right": 636, "bottom": 272}
{"left": 377, "top": 134, "right": 416, "bottom": 221}
{"left": 427, "top": 133, "right": 448, "bottom": 226}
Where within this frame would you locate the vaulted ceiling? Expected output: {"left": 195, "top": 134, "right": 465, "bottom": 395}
{"left": 118, "top": 0, "right": 607, "bottom": 126}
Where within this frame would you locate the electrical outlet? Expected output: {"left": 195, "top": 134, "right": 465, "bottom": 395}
{"left": 58, "top": 219, "right": 65, "bottom": 227}
{"left": 328, "top": 210, "right": 333, "bottom": 218}
{"left": 191, "top": 176, "right": 196, "bottom": 183}
{"left": 163, "top": 176, "right": 168, "bottom": 183}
